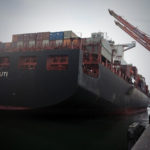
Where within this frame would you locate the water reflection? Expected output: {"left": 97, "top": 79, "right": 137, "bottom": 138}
{"left": 0, "top": 110, "right": 149, "bottom": 150}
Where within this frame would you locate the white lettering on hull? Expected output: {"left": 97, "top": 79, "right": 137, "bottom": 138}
{"left": 0, "top": 72, "right": 8, "bottom": 78}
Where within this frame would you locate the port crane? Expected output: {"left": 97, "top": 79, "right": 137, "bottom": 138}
{"left": 108, "top": 9, "right": 150, "bottom": 51}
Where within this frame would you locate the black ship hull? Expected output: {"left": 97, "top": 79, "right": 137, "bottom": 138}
{"left": 0, "top": 49, "right": 149, "bottom": 114}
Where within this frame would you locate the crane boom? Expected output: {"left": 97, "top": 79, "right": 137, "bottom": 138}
{"left": 109, "top": 9, "right": 150, "bottom": 51}
{"left": 108, "top": 9, "right": 150, "bottom": 44}
{"left": 115, "top": 21, "right": 150, "bottom": 51}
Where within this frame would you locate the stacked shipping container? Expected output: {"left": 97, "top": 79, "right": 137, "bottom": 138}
{"left": 63, "top": 31, "right": 80, "bottom": 48}
{"left": 50, "top": 32, "right": 64, "bottom": 48}
{"left": 0, "top": 31, "right": 108, "bottom": 52}
{"left": 50, "top": 32, "right": 64, "bottom": 40}
{"left": 37, "top": 32, "right": 49, "bottom": 48}
{"left": 0, "top": 31, "right": 79, "bottom": 52}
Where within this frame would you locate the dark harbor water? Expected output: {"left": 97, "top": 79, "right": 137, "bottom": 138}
{"left": 0, "top": 109, "right": 149, "bottom": 150}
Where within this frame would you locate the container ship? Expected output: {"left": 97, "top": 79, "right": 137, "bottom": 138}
{"left": 0, "top": 30, "right": 149, "bottom": 114}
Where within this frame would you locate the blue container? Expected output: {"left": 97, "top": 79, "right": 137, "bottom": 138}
{"left": 50, "top": 32, "right": 64, "bottom": 40}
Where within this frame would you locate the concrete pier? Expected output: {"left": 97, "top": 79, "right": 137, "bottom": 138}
{"left": 132, "top": 125, "right": 150, "bottom": 150}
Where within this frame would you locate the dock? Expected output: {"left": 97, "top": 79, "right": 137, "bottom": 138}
{"left": 132, "top": 125, "right": 150, "bottom": 150}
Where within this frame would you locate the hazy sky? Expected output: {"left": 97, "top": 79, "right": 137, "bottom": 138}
{"left": 0, "top": 0, "right": 150, "bottom": 86}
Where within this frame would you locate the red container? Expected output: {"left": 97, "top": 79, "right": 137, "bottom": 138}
{"left": 37, "top": 32, "right": 50, "bottom": 40}
{"left": 13, "top": 33, "right": 37, "bottom": 42}
{"left": 23, "top": 34, "right": 30, "bottom": 41}
{"left": 17, "top": 34, "right": 24, "bottom": 41}
{"left": 36, "top": 40, "right": 43, "bottom": 48}
{"left": 23, "top": 41, "right": 29, "bottom": 48}
{"left": 29, "top": 33, "right": 37, "bottom": 40}
{"left": 12, "top": 35, "right": 18, "bottom": 42}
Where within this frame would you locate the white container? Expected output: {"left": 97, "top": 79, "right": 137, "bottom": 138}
{"left": 42, "top": 40, "right": 49, "bottom": 47}
{"left": 17, "top": 41, "right": 23, "bottom": 48}
{"left": 56, "top": 40, "right": 63, "bottom": 46}
{"left": 29, "top": 40, "right": 35, "bottom": 48}
{"left": 64, "top": 31, "right": 78, "bottom": 39}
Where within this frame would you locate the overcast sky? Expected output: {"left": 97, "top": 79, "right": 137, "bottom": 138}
{"left": 0, "top": 0, "right": 150, "bottom": 86}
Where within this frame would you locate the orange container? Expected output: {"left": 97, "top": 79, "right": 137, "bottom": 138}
{"left": 63, "top": 38, "right": 81, "bottom": 48}
{"left": 63, "top": 39, "right": 71, "bottom": 47}
{"left": 72, "top": 39, "right": 80, "bottom": 47}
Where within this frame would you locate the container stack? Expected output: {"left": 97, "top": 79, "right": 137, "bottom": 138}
{"left": 0, "top": 30, "right": 79, "bottom": 52}
{"left": 13, "top": 34, "right": 24, "bottom": 49}
{"left": 14, "top": 33, "right": 37, "bottom": 49}
{"left": 36, "top": 32, "right": 49, "bottom": 48}
{"left": 49, "top": 32, "right": 64, "bottom": 47}
{"left": 63, "top": 31, "right": 79, "bottom": 48}
{"left": 50, "top": 32, "right": 64, "bottom": 40}
{"left": 28, "top": 33, "right": 37, "bottom": 48}
{"left": 23, "top": 34, "right": 29, "bottom": 48}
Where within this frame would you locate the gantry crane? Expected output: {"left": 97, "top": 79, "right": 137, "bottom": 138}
{"left": 108, "top": 9, "right": 150, "bottom": 51}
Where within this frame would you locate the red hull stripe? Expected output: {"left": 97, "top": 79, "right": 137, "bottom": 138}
{"left": 113, "top": 108, "right": 147, "bottom": 115}
{"left": 0, "top": 105, "right": 30, "bottom": 110}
